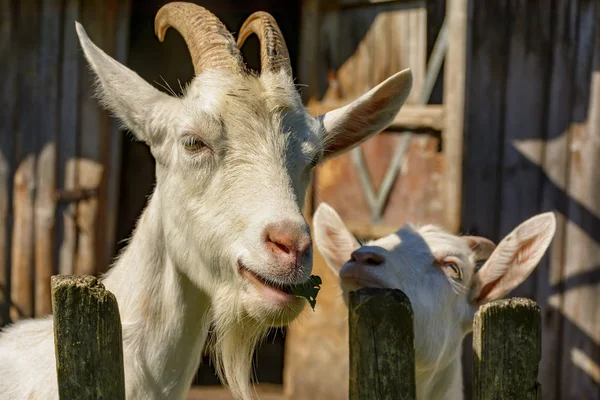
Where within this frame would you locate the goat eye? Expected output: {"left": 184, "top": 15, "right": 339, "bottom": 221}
{"left": 182, "top": 135, "right": 207, "bottom": 152}
{"left": 441, "top": 261, "right": 461, "bottom": 280}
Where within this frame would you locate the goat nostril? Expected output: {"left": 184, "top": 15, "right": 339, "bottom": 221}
{"left": 264, "top": 221, "right": 311, "bottom": 263}
{"left": 352, "top": 250, "right": 385, "bottom": 266}
{"left": 367, "top": 255, "right": 384, "bottom": 265}
{"left": 270, "top": 237, "right": 291, "bottom": 254}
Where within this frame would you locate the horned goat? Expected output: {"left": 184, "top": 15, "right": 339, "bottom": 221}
{"left": 0, "top": 3, "right": 413, "bottom": 400}
{"left": 313, "top": 203, "right": 556, "bottom": 400}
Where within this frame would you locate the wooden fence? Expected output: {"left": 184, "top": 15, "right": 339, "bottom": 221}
{"left": 348, "top": 288, "right": 542, "bottom": 400}
{"left": 50, "top": 277, "right": 541, "bottom": 400}
{"left": 51, "top": 275, "right": 125, "bottom": 399}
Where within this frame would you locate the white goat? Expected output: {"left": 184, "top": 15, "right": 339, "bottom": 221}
{"left": 313, "top": 203, "right": 556, "bottom": 400}
{"left": 0, "top": 3, "right": 413, "bottom": 400}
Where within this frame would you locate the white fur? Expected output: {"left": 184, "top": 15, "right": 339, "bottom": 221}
{"left": 0, "top": 19, "right": 413, "bottom": 400}
{"left": 313, "top": 203, "right": 556, "bottom": 400}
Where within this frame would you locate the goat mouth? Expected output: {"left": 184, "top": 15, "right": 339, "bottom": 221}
{"left": 342, "top": 276, "right": 385, "bottom": 289}
{"left": 340, "top": 267, "right": 387, "bottom": 289}
{"left": 238, "top": 261, "right": 299, "bottom": 305}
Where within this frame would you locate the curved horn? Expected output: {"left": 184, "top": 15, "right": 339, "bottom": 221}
{"left": 155, "top": 2, "right": 245, "bottom": 75}
{"left": 236, "top": 11, "right": 292, "bottom": 76}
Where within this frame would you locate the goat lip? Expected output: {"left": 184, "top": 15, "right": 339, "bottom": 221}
{"left": 342, "top": 277, "right": 385, "bottom": 289}
{"left": 339, "top": 270, "right": 387, "bottom": 289}
{"left": 238, "top": 262, "right": 298, "bottom": 305}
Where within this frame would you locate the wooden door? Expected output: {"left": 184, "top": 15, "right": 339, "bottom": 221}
{"left": 283, "top": 0, "right": 466, "bottom": 398}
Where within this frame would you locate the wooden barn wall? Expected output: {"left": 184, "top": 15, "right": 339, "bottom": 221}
{"left": 2, "top": 0, "right": 600, "bottom": 399}
{"left": 284, "top": 2, "right": 438, "bottom": 399}
{"left": 287, "top": 0, "right": 600, "bottom": 399}
{"left": 0, "top": 0, "right": 131, "bottom": 326}
{"left": 462, "top": 0, "right": 600, "bottom": 398}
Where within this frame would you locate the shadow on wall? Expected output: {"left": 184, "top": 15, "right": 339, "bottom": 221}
{"left": 462, "top": 1, "right": 600, "bottom": 398}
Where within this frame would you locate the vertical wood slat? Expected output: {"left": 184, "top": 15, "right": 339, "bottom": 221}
{"left": 460, "top": 2, "right": 512, "bottom": 396}
{"left": 75, "top": 0, "right": 111, "bottom": 276}
{"left": 535, "top": 1, "right": 579, "bottom": 397}
{"left": 94, "top": 0, "right": 116, "bottom": 275}
{"left": 35, "top": 0, "right": 62, "bottom": 317}
{"left": 11, "top": 0, "right": 42, "bottom": 321}
{"left": 52, "top": 275, "right": 125, "bottom": 400}
{"left": 461, "top": 3, "right": 510, "bottom": 239}
{"left": 498, "top": 1, "right": 552, "bottom": 300}
{"left": 0, "top": 0, "right": 18, "bottom": 326}
{"left": 560, "top": 2, "right": 600, "bottom": 398}
{"left": 57, "top": 0, "right": 81, "bottom": 277}
{"left": 103, "top": 0, "right": 132, "bottom": 272}
{"left": 472, "top": 298, "right": 542, "bottom": 400}
{"left": 298, "top": 0, "right": 324, "bottom": 102}
{"left": 442, "top": 0, "right": 467, "bottom": 234}
{"left": 349, "top": 288, "right": 416, "bottom": 400}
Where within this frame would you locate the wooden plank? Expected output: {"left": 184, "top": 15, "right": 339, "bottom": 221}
{"left": 315, "top": 134, "right": 444, "bottom": 228}
{"left": 57, "top": 0, "right": 81, "bottom": 277}
{"left": 319, "top": 3, "right": 426, "bottom": 104}
{"left": 345, "top": 221, "right": 397, "bottom": 239}
{"left": 298, "top": 0, "right": 324, "bottom": 102}
{"left": 103, "top": 0, "right": 132, "bottom": 271}
{"left": 560, "top": 2, "right": 600, "bottom": 398}
{"left": 0, "top": 0, "right": 18, "bottom": 326}
{"left": 10, "top": 0, "right": 41, "bottom": 321}
{"left": 472, "top": 298, "right": 542, "bottom": 400}
{"left": 460, "top": 2, "right": 511, "bottom": 396}
{"left": 498, "top": 0, "right": 552, "bottom": 300}
{"left": 461, "top": 3, "right": 510, "bottom": 240}
{"left": 349, "top": 288, "right": 416, "bottom": 400}
{"left": 34, "top": 0, "right": 61, "bottom": 317}
{"left": 442, "top": 0, "right": 467, "bottom": 234}
{"left": 307, "top": 103, "right": 445, "bottom": 131}
{"left": 424, "top": 0, "right": 446, "bottom": 105}
{"left": 75, "top": 0, "right": 110, "bottom": 276}
{"left": 339, "top": 0, "right": 422, "bottom": 8}
{"left": 11, "top": 157, "right": 36, "bottom": 321}
{"left": 52, "top": 275, "right": 125, "bottom": 399}
{"left": 93, "top": 0, "right": 116, "bottom": 274}
{"left": 532, "top": 1, "right": 580, "bottom": 397}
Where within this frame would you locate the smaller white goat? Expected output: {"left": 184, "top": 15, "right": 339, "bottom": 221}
{"left": 313, "top": 203, "right": 556, "bottom": 400}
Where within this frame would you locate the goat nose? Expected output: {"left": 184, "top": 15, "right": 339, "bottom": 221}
{"left": 350, "top": 248, "right": 385, "bottom": 266}
{"left": 265, "top": 221, "right": 312, "bottom": 266}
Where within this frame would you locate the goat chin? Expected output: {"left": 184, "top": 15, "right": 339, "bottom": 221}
{"left": 210, "top": 312, "right": 267, "bottom": 399}
{"left": 209, "top": 284, "right": 303, "bottom": 399}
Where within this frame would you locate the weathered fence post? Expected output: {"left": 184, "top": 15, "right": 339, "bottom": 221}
{"left": 473, "top": 298, "right": 542, "bottom": 400}
{"left": 51, "top": 275, "right": 125, "bottom": 400}
{"left": 349, "top": 287, "right": 416, "bottom": 400}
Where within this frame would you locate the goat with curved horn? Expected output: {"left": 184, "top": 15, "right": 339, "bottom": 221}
{"left": 0, "top": 3, "right": 413, "bottom": 400}
{"left": 237, "top": 11, "right": 292, "bottom": 76}
{"left": 155, "top": 2, "right": 246, "bottom": 75}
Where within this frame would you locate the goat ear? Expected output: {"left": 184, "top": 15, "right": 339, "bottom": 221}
{"left": 470, "top": 212, "right": 556, "bottom": 305}
{"left": 462, "top": 236, "right": 496, "bottom": 261}
{"left": 317, "top": 69, "right": 412, "bottom": 160}
{"left": 313, "top": 203, "right": 360, "bottom": 275}
{"left": 76, "top": 22, "right": 174, "bottom": 145}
